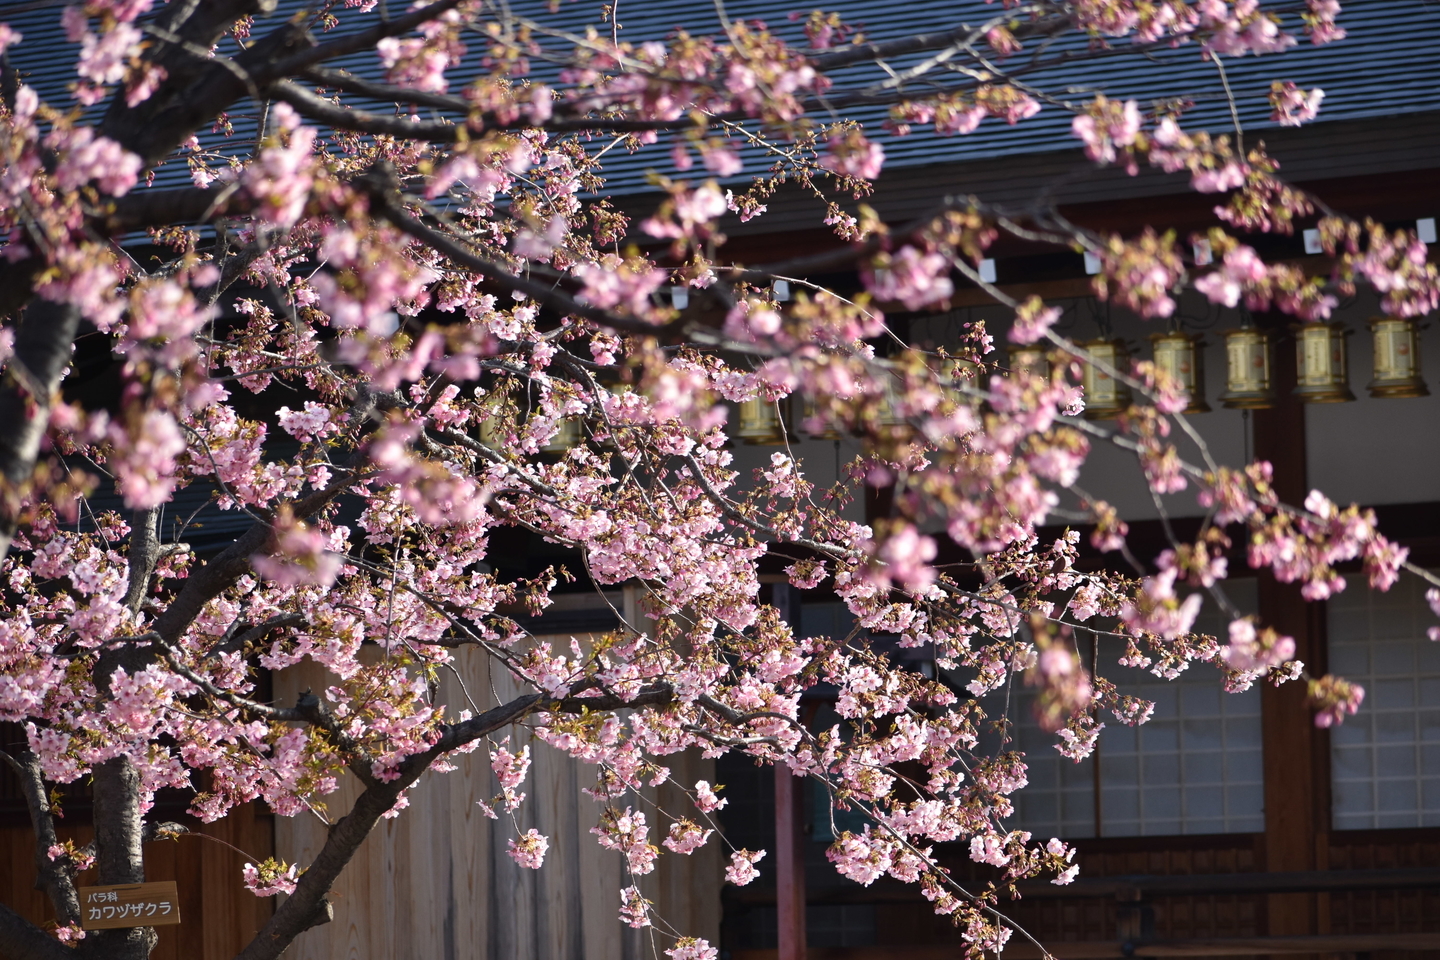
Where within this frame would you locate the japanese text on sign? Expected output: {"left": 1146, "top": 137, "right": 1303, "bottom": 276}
{"left": 77, "top": 882, "right": 181, "bottom": 930}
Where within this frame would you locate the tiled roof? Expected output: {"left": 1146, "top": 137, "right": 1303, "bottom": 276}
{"left": 517, "top": 0, "right": 1440, "bottom": 195}
{"left": 4, "top": 0, "right": 1438, "bottom": 198}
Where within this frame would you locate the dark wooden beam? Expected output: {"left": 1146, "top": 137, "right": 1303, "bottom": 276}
{"left": 1249, "top": 311, "right": 1329, "bottom": 944}
{"left": 774, "top": 768, "right": 807, "bottom": 960}
{"left": 726, "top": 866, "right": 1440, "bottom": 904}
{"left": 773, "top": 583, "right": 808, "bottom": 960}
{"left": 733, "top": 932, "right": 1440, "bottom": 960}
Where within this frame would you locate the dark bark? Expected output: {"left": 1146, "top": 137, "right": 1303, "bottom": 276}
{"left": 100, "top": 2, "right": 306, "bottom": 169}
{"left": 232, "top": 682, "right": 674, "bottom": 960}
{"left": 0, "top": 901, "right": 68, "bottom": 960}
{"left": 0, "top": 297, "right": 82, "bottom": 564}
{"left": 0, "top": 253, "right": 41, "bottom": 322}
{"left": 85, "top": 757, "right": 155, "bottom": 960}
{"left": 230, "top": 690, "right": 542, "bottom": 960}
{"left": 122, "top": 508, "right": 160, "bottom": 613}
{"left": 0, "top": 750, "right": 80, "bottom": 927}
{"left": 257, "top": 0, "right": 472, "bottom": 85}
{"left": 809, "top": 13, "right": 1066, "bottom": 69}
{"left": 99, "top": 0, "right": 481, "bottom": 171}
{"left": 277, "top": 75, "right": 710, "bottom": 135}
{"left": 92, "top": 759, "right": 146, "bottom": 887}
{"left": 359, "top": 168, "right": 686, "bottom": 339}
{"left": 269, "top": 80, "right": 464, "bottom": 141}
{"left": 103, "top": 185, "right": 248, "bottom": 233}
{"left": 301, "top": 67, "right": 471, "bottom": 112}
{"left": 149, "top": 474, "right": 350, "bottom": 648}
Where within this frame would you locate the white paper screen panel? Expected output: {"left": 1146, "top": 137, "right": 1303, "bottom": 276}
{"left": 1010, "top": 579, "right": 1263, "bottom": 839}
{"left": 1329, "top": 571, "right": 1440, "bottom": 830}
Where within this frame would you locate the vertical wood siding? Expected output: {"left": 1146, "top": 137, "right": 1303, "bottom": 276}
{"left": 0, "top": 804, "right": 274, "bottom": 960}
{"left": 273, "top": 638, "right": 723, "bottom": 960}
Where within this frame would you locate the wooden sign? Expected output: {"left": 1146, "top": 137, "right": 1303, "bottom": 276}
{"left": 78, "top": 881, "right": 181, "bottom": 930}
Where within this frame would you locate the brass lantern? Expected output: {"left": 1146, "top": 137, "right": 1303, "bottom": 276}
{"left": 1008, "top": 345, "right": 1050, "bottom": 379}
{"left": 1078, "top": 338, "right": 1132, "bottom": 419}
{"left": 1219, "top": 327, "right": 1275, "bottom": 409}
{"left": 1367, "top": 316, "right": 1429, "bottom": 398}
{"left": 1293, "top": 322, "right": 1355, "bottom": 403}
{"left": 736, "top": 396, "right": 786, "bottom": 444}
{"left": 1150, "top": 331, "right": 1210, "bottom": 413}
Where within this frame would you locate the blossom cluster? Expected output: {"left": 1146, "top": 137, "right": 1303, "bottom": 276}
{"left": 0, "top": 2, "right": 1426, "bottom": 957}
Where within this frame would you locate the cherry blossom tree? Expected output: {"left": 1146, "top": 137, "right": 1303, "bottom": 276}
{"left": 0, "top": 1, "right": 1432, "bottom": 959}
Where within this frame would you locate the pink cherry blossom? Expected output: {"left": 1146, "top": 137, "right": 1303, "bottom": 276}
{"left": 666, "top": 938, "right": 719, "bottom": 960}
{"left": 863, "top": 246, "right": 954, "bottom": 310}
{"left": 820, "top": 130, "right": 885, "bottom": 180}
{"left": 725, "top": 849, "right": 765, "bottom": 886}
{"left": 507, "top": 829, "right": 550, "bottom": 869}
{"left": 109, "top": 410, "right": 186, "bottom": 509}
{"left": 245, "top": 104, "right": 316, "bottom": 228}
{"left": 49, "top": 127, "right": 142, "bottom": 196}
{"left": 243, "top": 859, "right": 300, "bottom": 897}
{"left": 0, "top": 3, "right": 1418, "bottom": 954}
{"left": 694, "top": 780, "right": 728, "bottom": 812}
{"left": 0, "top": 24, "right": 22, "bottom": 55}
{"left": 1270, "top": 82, "right": 1325, "bottom": 126}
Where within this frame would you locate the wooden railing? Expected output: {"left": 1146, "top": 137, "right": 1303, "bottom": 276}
{"left": 730, "top": 869, "right": 1440, "bottom": 959}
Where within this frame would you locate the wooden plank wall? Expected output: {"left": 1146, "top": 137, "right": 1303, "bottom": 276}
{"left": 1, "top": 804, "right": 273, "bottom": 959}
{"left": 273, "top": 638, "right": 724, "bottom": 960}
{"left": 1326, "top": 829, "right": 1440, "bottom": 953}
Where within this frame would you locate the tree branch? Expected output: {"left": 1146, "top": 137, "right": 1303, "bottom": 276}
{"left": 89, "top": 756, "right": 154, "bottom": 960}
{"left": 0, "top": 297, "right": 82, "bottom": 565}
{"left": 215, "top": 612, "right": 307, "bottom": 658}
{"left": 0, "top": 257, "right": 42, "bottom": 322}
{"left": 257, "top": 0, "right": 472, "bottom": 84}
{"left": 809, "top": 11, "right": 1060, "bottom": 69}
{"left": 101, "top": 7, "right": 310, "bottom": 168}
{"left": 269, "top": 80, "right": 465, "bottom": 141}
{"left": 0, "top": 901, "right": 68, "bottom": 960}
{"left": 358, "top": 167, "right": 679, "bottom": 338}
{"left": 0, "top": 750, "right": 80, "bottom": 927}
{"left": 122, "top": 508, "right": 160, "bottom": 613}
{"left": 233, "top": 679, "right": 674, "bottom": 960}
{"left": 286, "top": 72, "right": 719, "bottom": 134}
{"left": 301, "top": 67, "right": 471, "bottom": 113}
{"left": 102, "top": 184, "right": 249, "bottom": 233}
{"left": 147, "top": 470, "right": 354, "bottom": 650}
{"left": 232, "top": 687, "right": 541, "bottom": 960}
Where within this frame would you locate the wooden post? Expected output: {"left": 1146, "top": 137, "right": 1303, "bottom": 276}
{"left": 774, "top": 764, "right": 806, "bottom": 960}
{"left": 1250, "top": 314, "right": 1330, "bottom": 941}
{"left": 771, "top": 582, "right": 807, "bottom": 960}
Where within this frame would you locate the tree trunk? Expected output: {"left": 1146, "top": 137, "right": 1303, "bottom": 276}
{"left": 0, "top": 297, "right": 82, "bottom": 563}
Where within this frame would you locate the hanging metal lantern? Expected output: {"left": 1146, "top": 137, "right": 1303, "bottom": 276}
{"left": 1008, "top": 345, "right": 1050, "bottom": 379}
{"left": 1219, "top": 327, "right": 1275, "bottom": 409}
{"left": 1150, "top": 331, "right": 1210, "bottom": 413}
{"left": 736, "top": 396, "right": 786, "bottom": 444}
{"left": 1077, "top": 338, "right": 1132, "bottom": 419}
{"left": 1292, "top": 321, "right": 1355, "bottom": 403}
{"left": 1367, "top": 316, "right": 1429, "bottom": 398}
